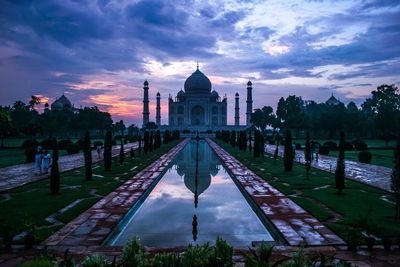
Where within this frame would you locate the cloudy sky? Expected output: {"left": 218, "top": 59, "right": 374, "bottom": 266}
{"left": 0, "top": 0, "right": 399, "bottom": 125}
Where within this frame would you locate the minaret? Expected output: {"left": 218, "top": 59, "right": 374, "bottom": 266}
{"left": 156, "top": 92, "right": 161, "bottom": 126}
{"left": 234, "top": 92, "right": 240, "bottom": 126}
{"left": 142, "top": 80, "right": 150, "bottom": 127}
{"left": 246, "top": 80, "right": 253, "bottom": 126}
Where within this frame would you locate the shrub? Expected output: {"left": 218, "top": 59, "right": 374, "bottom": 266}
{"left": 39, "top": 139, "right": 56, "bottom": 150}
{"left": 76, "top": 139, "right": 84, "bottom": 149}
{"left": 358, "top": 151, "right": 372, "bottom": 164}
{"left": 245, "top": 243, "right": 274, "bottom": 266}
{"left": 294, "top": 142, "right": 302, "bottom": 149}
{"left": 323, "top": 141, "right": 337, "bottom": 150}
{"left": 343, "top": 141, "right": 354, "bottom": 151}
{"left": 25, "top": 146, "right": 36, "bottom": 162}
{"left": 20, "top": 258, "right": 53, "bottom": 267}
{"left": 93, "top": 141, "right": 103, "bottom": 148}
{"left": 151, "top": 253, "right": 181, "bottom": 267}
{"left": 58, "top": 139, "right": 72, "bottom": 150}
{"left": 122, "top": 238, "right": 147, "bottom": 267}
{"left": 66, "top": 143, "right": 80, "bottom": 154}
{"left": 21, "top": 139, "right": 39, "bottom": 149}
{"left": 353, "top": 139, "right": 368, "bottom": 150}
{"left": 81, "top": 255, "right": 109, "bottom": 267}
{"left": 319, "top": 145, "right": 330, "bottom": 155}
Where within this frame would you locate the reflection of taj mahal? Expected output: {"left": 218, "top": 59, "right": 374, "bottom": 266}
{"left": 141, "top": 65, "right": 253, "bottom": 130}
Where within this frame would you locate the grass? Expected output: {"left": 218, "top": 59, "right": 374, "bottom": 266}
{"left": 292, "top": 138, "right": 395, "bottom": 148}
{"left": 0, "top": 140, "right": 180, "bottom": 241}
{"left": 215, "top": 139, "right": 400, "bottom": 242}
{"left": 0, "top": 149, "right": 68, "bottom": 168}
{"left": 329, "top": 149, "right": 394, "bottom": 168}
{"left": 1, "top": 137, "right": 105, "bottom": 148}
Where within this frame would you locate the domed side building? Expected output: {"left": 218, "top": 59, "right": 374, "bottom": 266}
{"left": 50, "top": 94, "right": 75, "bottom": 111}
{"left": 168, "top": 67, "right": 227, "bottom": 129}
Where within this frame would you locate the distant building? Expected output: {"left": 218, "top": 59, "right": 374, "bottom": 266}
{"left": 325, "top": 93, "right": 342, "bottom": 106}
{"left": 50, "top": 94, "right": 75, "bottom": 111}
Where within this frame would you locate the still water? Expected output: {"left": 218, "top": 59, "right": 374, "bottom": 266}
{"left": 108, "top": 140, "right": 274, "bottom": 247}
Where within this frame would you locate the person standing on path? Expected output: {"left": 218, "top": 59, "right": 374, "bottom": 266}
{"left": 42, "top": 150, "right": 52, "bottom": 174}
{"left": 34, "top": 147, "right": 43, "bottom": 176}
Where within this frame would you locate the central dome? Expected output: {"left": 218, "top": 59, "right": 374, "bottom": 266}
{"left": 184, "top": 68, "right": 212, "bottom": 93}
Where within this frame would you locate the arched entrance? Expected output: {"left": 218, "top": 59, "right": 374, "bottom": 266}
{"left": 191, "top": 105, "right": 205, "bottom": 125}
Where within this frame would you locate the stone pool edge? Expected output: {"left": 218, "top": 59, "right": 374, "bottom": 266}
{"left": 44, "top": 138, "right": 190, "bottom": 252}
{"left": 206, "top": 138, "right": 345, "bottom": 247}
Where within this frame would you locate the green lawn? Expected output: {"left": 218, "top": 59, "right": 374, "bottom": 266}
{"left": 329, "top": 149, "right": 394, "bottom": 168}
{"left": 215, "top": 139, "right": 399, "bottom": 243}
{"left": 0, "top": 149, "right": 68, "bottom": 169}
{"left": 0, "top": 140, "right": 179, "bottom": 241}
{"left": 1, "top": 138, "right": 105, "bottom": 148}
{"left": 292, "top": 138, "right": 395, "bottom": 148}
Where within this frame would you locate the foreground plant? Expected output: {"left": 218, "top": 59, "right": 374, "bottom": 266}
{"left": 245, "top": 243, "right": 274, "bottom": 267}
{"left": 81, "top": 255, "right": 109, "bottom": 267}
{"left": 122, "top": 237, "right": 148, "bottom": 267}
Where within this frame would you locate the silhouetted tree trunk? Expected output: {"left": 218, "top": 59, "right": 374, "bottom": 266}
{"left": 104, "top": 131, "right": 112, "bottom": 171}
{"left": 138, "top": 134, "right": 142, "bottom": 152}
{"left": 305, "top": 132, "right": 311, "bottom": 179}
{"left": 144, "top": 131, "right": 149, "bottom": 153}
{"left": 119, "top": 136, "right": 124, "bottom": 165}
{"left": 274, "top": 135, "right": 279, "bottom": 161}
{"left": 249, "top": 131, "right": 252, "bottom": 152}
{"left": 243, "top": 131, "right": 247, "bottom": 151}
{"left": 260, "top": 134, "right": 265, "bottom": 156}
{"left": 50, "top": 140, "right": 60, "bottom": 194}
{"left": 284, "top": 129, "right": 294, "bottom": 171}
{"left": 130, "top": 147, "right": 134, "bottom": 158}
{"left": 230, "top": 131, "right": 236, "bottom": 147}
{"left": 84, "top": 130, "right": 92, "bottom": 181}
{"left": 335, "top": 131, "right": 345, "bottom": 193}
{"left": 392, "top": 129, "right": 400, "bottom": 219}
{"left": 149, "top": 131, "right": 154, "bottom": 152}
{"left": 254, "top": 130, "right": 261, "bottom": 157}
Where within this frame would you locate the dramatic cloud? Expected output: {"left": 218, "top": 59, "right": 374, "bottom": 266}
{"left": 0, "top": 0, "right": 399, "bottom": 125}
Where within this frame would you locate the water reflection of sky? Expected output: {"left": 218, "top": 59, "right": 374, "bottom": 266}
{"left": 110, "top": 140, "right": 273, "bottom": 247}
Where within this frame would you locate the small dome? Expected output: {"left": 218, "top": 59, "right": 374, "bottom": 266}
{"left": 51, "top": 100, "right": 63, "bottom": 110}
{"left": 184, "top": 68, "right": 212, "bottom": 93}
{"left": 177, "top": 90, "right": 185, "bottom": 96}
{"left": 156, "top": 92, "right": 160, "bottom": 97}
{"left": 144, "top": 80, "right": 149, "bottom": 86}
{"left": 235, "top": 92, "right": 239, "bottom": 97}
{"left": 211, "top": 90, "right": 219, "bottom": 97}
{"left": 58, "top": 94, "right": 72, "bottom": 107}
{"left": 247, "top": 80, "right": 252, "bottom": 86}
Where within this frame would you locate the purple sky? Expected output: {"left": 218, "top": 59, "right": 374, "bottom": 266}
{"left": 0, "top": 0, "right": 399, "bottom": 125}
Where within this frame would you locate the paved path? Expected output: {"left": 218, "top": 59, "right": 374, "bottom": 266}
{"left": 207, "top": 139, "right": 344, "bottom": 246}
{"left": 265, "top": 144, "right": 392, "bottom": 192}
{"left": 0, "top": 142, "right": 138, "bottom": 192}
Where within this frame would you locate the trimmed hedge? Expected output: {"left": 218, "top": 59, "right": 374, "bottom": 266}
{"left": 319, "top": 145, "right": 330, "bottom": 155}
{"left": 323, "top": 141, "right": 337, "bottom": 150}
{"left": 358, "top": 151, "right": 372, "bottom": 164}
{"left": 58, "top": 139, "right": 72, "bottom": 150}
{"left": 343, "top": 141, "right": 354, "bottom": 151}
{"left": 21, "top": 139, "right": 39, "bottom": 149}
{"left": 353, "top": 139, "right": 368, "bottom": 150}
{"left": 93, "top": 141, "right": 103, "bottom": 148}
{"left": 66, "top": 143, "right": 80, "bottom": 154}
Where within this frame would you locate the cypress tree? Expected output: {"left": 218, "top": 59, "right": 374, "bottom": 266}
{"left": 104, "top": 131, "right": 112, "bottom": 171}
{"left": 84, "top": 130, "right": 92, "bottom": 181}
{"left": 50, "top": 139, "right": 60, "bottom": 195}
{"left": 274, "top": 135, "right": 279, "bottom": 160}
{"left": 253, "top": 130, "right": 261, "bottom": 157}
{"left": 144, "top": 131, "right": 149, "bottom": 153}
{"left": 335, "top": 131, "right": 346, "bottom": 194}
{"left": 156, "top": 130, "right": 161, "bottom": 148}
{"left": 149, "top": 131, "right": 154, "bottom": 152}
{"left": 130, "top": 147, "right": 135, "bottom": 158}
{"left": 119, "top": 137, "right": 124, "bottom": 165}
{"left": 284, "top": 129, "right": 294, "bottom": 171}
{"left": 249, "top": 131, "right": 252, "bottom": 152}
{"left": 391, "top": 130, "right": 400, "bottom": 219}
{"left": 230, "top": 131, "right": 236, "bottom": 147}
{"left": 260, "top": 134, "right": 265, "bottom": 156}
{"left": 305, "top": 132, "right": 312, "bottom": 179}
{"left": 243, "top": 131, "right": 247, "bottom": 151}
{"left": 138, "top": 134, "right": 142, "bottom": 152}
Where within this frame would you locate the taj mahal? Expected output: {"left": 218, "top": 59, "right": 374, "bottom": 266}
{"left": 142, "top": 66, "right": 253, "bottom": 131}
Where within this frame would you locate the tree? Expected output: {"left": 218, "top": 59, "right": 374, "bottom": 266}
{"left": 155, "top": 130, "right": 161, "bottom": 149}
{"left": 391, "top": 129, "right": 400, "bottom": 219}
{"left": 83, "top": 131, "right": 92, "bottom": 181}
{"left": 276, "top": 96, "right": 307, "bottom": 138}
{"left": 284, "top": 129, "right": 294, "bottom": 171}
{"left": 305, "top": 132, "right": 311, "bottom": 179}
{"left": 104, "top": 131, "right": 112, "bottom": 171}
{"left": 335, "top": 131, "right": 346, "bottom": 194}
{"left": 260, "top": 134, "right": 265, "bottom": 156}
{"left": 274, "top": 135, "right": 279, "bottom": 161}
{"left": 248, "top": 131, "right": 252, "bottom": 152}
{"left": 119, "top": 137, "right": 125, "bottom": 165}
{"left": 243, "top": 131, "right": 247, "bottom": 151}
{"left": 251, "top": 106, "right": 276, "bottom": 133}
{"left": 28, "top": 95, "right": 41, "bottom": 111}
{"left": 144, "top": 131, "right": 149, "bottom": 153}
{"left": 149, "top": 131, "right": 154, "bottom": 152}
{"left": 138, "top": 134, "right": 142, "bottom": 151}
{"left": 114, "top": 120, "right": 126, "bottom": 136}
{"left": 253, "top": 130, "right": 261, "bottom": 158}
{"left": 362, "top": 84, "right": 400, "bottom": 145}
{"left": 0, "top": 107, "right": 11, "bottom": 147}
{"left": 230, "top": 131, "right": 236, "bottom": 147}
{"left": 50, "top": 140, "right": 60, "bottom": 195}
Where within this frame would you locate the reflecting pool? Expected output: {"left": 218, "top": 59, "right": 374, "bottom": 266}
{"left": 107, "top": 140, "right": 274, "bottom": 247}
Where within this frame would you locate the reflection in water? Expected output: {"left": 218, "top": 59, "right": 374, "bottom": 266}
{"left": 109, "top": 140, "right": 274, "bottom": 247}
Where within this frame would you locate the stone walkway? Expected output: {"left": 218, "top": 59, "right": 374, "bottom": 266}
{"left": 207, "top": 139, "right": 345, "bottom": 246}
{"left": 45, "top": 139, "right": 189, "bottom": 253}
{"left": 265, "top": 144, "right": 392, "bottom": 192}
{"left": 0, "top": 143, "right": 138, "bottom": 192}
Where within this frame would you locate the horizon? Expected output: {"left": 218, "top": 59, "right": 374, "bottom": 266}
{"left": 1, "top": 0, "right": 399, "bottom": 125}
